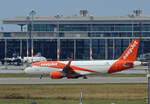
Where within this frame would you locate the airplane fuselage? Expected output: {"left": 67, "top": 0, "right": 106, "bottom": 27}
{"left": 25, "top": 60, "right": 141, "bottom": 75}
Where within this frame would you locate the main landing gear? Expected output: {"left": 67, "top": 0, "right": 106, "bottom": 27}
{"left": 83, "top": 75, "right": 87, "bottom": 79}
{"left": 40, "top": 75, "right": 43, "bottom": 79}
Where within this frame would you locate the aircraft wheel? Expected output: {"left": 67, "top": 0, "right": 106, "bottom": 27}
{"left": 83, "top": 75, "right": 87, "bottom": 79}
{"left": 40, "top": 75, "right": 43, "bottom": 79}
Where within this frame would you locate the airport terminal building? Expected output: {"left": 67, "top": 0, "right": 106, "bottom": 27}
{"left": 1, "top": 10, "right": 150, "bottom": 60}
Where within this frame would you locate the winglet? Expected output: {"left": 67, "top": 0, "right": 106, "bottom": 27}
{"left": 119, "top": 40, "right": 140, "bottom": 61}
{"left": 67, "top": 57, "right": 72, "bottom": 66}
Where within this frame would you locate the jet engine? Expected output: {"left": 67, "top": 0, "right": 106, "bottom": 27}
{"left": 50, "top": 72, "right": 62, "bottom": 79}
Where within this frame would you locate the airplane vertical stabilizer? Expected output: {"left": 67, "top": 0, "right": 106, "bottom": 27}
{"left": 119, "top": 40, "right": 140, "bottom": 61}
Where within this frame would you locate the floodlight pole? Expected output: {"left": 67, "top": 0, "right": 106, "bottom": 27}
{"left": 26, "top": 16, "right": 30, "bottom": 59}
{"left": 29, "top": 9, "right": 36, "bottom": 57}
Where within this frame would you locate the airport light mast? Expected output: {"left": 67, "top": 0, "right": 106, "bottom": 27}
{"left": 28, "top": 9, "right": 36, "bottom": 59}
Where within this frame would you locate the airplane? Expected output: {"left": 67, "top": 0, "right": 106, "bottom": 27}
{"left": 23, "top": 56, "right": 47, "bottom": 63}
{"left": 23, "top": 52, "right": 47, "bottom": 63}
{"left": 24, "top": 39, "right": 142, "bottom": 79}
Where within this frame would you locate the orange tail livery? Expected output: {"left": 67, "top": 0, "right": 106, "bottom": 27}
{"left": 108, "top": 40, "right": 140, "bottom": 73}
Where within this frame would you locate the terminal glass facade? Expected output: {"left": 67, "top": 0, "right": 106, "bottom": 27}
{"left": 30, "top": 24, "right": 150, "bottom": 38}
{"left": 76, "top": 39, "right": 90, "bottom": 60}
{"left": 2, "top": 17, "right": 150, "bottom": 60}
{"left": 32, "top": 24, "right": 150, "bottom": 32}
{"left": 34, "top": 39, "right": 57, "bottom": 60}
{"left": 0, "top": 38, "right": 150, "bottom": 60}
{"left": 60, "top": 39, "right": 74, "bottom": 60}
{"left": 92, "top": 39, "right": 105, "bottom": 59}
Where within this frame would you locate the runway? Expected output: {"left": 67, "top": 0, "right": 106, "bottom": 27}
{"left": 0, "top": 77, "right": 147, "bottom": 84}
{"left": 0, "top": 68, "right": 147, "bottom": 74}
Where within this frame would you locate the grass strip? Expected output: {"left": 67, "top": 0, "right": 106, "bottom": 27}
{"left": 0, "top": 84, "right": 147, "bottom": 100}
{"left": 0, "top": 99, "right": 147, "bottom": 104}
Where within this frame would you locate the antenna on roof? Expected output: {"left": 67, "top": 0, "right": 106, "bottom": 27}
{"left": 55, "top": 13, "right": 61, "bottom": 18}
{"left": 80, "top": 10, "right": 88, "bottom": 17}
{"left": 133, "top": 9, "right": 142, "bottom": 16}
{"left": 90, "top": 15, "right": 94, "bottom": 20}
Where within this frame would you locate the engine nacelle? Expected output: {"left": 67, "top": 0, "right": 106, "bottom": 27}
{"left": 50, "top": 72, "right": 62, "bottom": 79}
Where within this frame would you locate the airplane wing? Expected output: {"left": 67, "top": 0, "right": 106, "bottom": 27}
{"left": 61, "top": 57, "right": 82, "bottom": 79}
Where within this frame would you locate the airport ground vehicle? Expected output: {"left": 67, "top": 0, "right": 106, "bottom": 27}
{"left": 1, "top": 57, "right": 22, "bottom": 66}
{"left": 1, "top": 56, "right": 46, "bottom": 66}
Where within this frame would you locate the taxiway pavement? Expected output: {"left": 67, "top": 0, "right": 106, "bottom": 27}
{"left": 0, "top": 77, "right": 147, "bottom": 84}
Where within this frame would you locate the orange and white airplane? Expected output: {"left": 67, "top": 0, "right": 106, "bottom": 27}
{"left": 24, "top": 39, "right": 141, "bottom": 79}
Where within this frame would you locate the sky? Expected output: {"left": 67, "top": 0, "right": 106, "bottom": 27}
{"left": 0, "top": 0, "right": 150, "bottom": 31}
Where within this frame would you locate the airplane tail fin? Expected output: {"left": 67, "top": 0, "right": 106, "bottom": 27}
{"left": 119, "top": 40, "right": 140, "bottom": 61}
{"left": 108, "top": 39, "right": 140, "bottom": 74}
